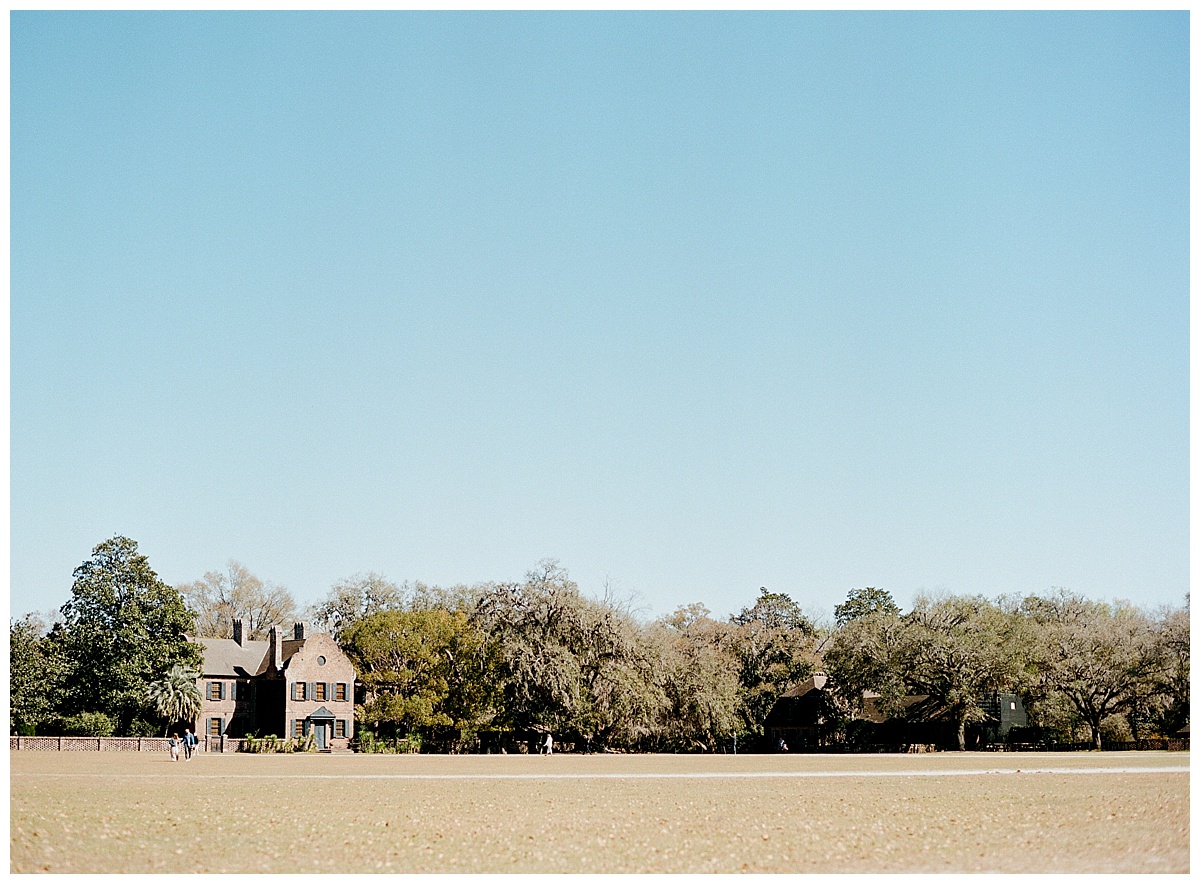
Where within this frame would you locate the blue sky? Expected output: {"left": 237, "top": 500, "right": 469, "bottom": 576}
{"left": 11, "top": 11, "right": 1189, "bottom": 622}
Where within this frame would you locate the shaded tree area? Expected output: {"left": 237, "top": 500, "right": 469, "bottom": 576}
{"left": 648, "top": 604, "right": 742, "bottom": 751}
{"left": 472, "top": 561, "right": 661, "bottom": 750}
{"left": 1019, "top": 590, "right": 1181, "bottom": 749}
{"left": 824, "top": 587, "right": 1188, "bottom": 751}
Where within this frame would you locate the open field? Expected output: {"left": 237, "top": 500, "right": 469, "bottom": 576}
{"left": 11, "top": 750, "right": 1188, "bottom": 873}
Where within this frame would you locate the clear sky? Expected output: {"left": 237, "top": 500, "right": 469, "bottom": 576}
{"left": 10, "top": 11, "right": 1189, "bottom": 623}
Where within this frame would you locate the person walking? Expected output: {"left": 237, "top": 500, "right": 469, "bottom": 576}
{"left": 169, "top": 733, "right": 181, "bottom": 762}
{"left": 183, "top": 728, "right": 196, "bottom": 760}
{"left": 543, "top": 733, "right": 553, "bottom": 756}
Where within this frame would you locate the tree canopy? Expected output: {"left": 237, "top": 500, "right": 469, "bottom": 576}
{"left": 14, "top": 542, "right": 1189, "bottom": 751}
{"left": 178, "top": 560, "right": 297, "bottom": 640}
{"left": 57, "top": 536, "right": 201, "bottom": 733}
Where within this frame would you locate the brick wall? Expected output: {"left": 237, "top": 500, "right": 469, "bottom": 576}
{"left": 283, "top": 632, "right": 356, "bottom": 749}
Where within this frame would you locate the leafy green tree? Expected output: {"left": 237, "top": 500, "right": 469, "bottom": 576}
{"left": 177, "top": 560, "right": 297, "bottom": 640}
{"left": 569, "top": 599, "right": 662, "bottom": 749}
{"left": 146, "top": 664, "right": 202, "bottom": 735}
{"left": 57, "top": 536, "right": 202, "bottom": 734}
{"left": 9, "top": 614, "right": 66, "bottom": 734}
{"left": 823, "top": 603, "right": 910, "bottom": 721}
{"left": 649, "top": 604, "right": 742, "bottom": 751}
{"left": 826, "top": 594, "right": 1025, "bottom": 750}
{"left": 901, "top": 594, "right": 1026, "bottom": 750}
{"left": 730, "top": 588, "right": 817, "bottom": 735}
{"left": 472, "top": 560, "right": 659, "bottom": 748}
{"left": 341, "top": 607, "right": 495, "bottom": 749}
{"left": 1021, "top": 590, "right": 1164, "bottom": 750}
{"left": 834, "top": 586, "right": 900, "bottom": 626}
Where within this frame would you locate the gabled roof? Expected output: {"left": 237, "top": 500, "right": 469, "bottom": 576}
{"left": 780, "top": 673, "right": 829, "bottom": 698}
{"left": 198, "top": 638, "right": 272, "bottom": 678}
{"left": 280, "top": 639, "right": 306, "bottom": 668}
{"left": 860, "top": 692, "right": 930, "bottom": 724}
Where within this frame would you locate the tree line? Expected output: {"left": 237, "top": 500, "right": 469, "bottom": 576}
{"left": 9, "top": 536, "right": 1189, "bottom": 752}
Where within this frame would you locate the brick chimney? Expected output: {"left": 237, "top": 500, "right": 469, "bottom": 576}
{"left": 293, "top": 621, "right": 306, "bottom": 640}
{"left": 232, "top": 618, "right": 243, "bottom": 646}
{"left": 269, "top": 625, "right": 282, "bottom": 671}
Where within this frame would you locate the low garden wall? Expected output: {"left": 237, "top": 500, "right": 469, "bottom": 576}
{"left": 11, "top": 736, "right": 176, "bottom": 752}
{"left": 9, "top": 736, "right": 243, "bottom": 752}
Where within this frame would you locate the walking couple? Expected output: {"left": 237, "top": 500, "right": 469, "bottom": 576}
{"left": 169, "top": 729, "right": 197, "bottom": 761}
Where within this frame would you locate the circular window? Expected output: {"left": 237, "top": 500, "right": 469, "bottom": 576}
{"left": 317, "top": 655, "right": 326, "bottom": 665}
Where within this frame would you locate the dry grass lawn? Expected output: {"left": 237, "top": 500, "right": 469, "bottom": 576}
{"left": 10, "top": 749, "right": 1188, "bottom": 873}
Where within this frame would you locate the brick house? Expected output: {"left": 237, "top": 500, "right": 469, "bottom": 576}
{"left": 196, "top": 621, "right": 356, "bottom": 750}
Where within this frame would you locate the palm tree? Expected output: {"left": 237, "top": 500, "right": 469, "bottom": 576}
{"left": 147, "top": 664, "right": 202, "bottom": 735}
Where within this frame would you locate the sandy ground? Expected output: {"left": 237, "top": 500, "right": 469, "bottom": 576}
{"left": 10, "top": 750, "right": 1189, "bottom": 873}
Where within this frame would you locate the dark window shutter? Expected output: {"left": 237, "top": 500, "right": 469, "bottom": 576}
{"left": 291, "top": 683, "right": 297, "bottom": 701}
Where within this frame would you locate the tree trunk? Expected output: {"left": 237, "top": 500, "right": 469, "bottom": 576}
{"left": 956, "top": 715, "right": 967, "bottom": 751}
{"left": 1089, "top": 718, "right": 1102, "bottom": 750}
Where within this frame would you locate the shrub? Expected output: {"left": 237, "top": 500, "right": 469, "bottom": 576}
{"left": 125, "top": 718, "right": 159, "bottom": 737}
{"left": 241, "top": 732, "right": 315, "bottom": 753}
{"left": 59, "top": 712, "right": 116, "bottom": 736}
{"left": 243, "top": 734, "right": 278, "bottom": 753}
{"left": 355, "top": 731, "right": 421, "bottom": 754}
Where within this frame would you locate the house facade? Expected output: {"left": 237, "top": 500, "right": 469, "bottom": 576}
{"left": 196, "top": 621, "right": 356, "bottom": 750}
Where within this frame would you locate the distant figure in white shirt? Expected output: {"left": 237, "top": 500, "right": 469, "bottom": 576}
{"left": 543, "top": 733, "right": 553, "bottom": 756}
